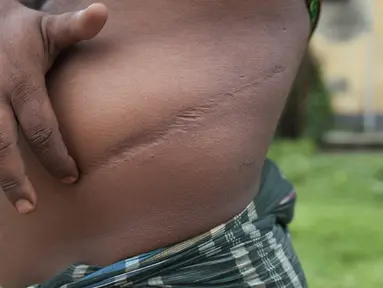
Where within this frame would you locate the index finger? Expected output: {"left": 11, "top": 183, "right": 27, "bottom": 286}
{"left": 0, "top": 101, "right": 36, "bottom": 213}
{"left": 11, "top": 74, "right": 79, "bottom": 183}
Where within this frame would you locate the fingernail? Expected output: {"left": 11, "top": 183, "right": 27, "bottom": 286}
{"left": 15, "top": 199, "right": 34, "bottom": 214}
{"left": 62, "top": 176, "right": 78, "bottom": 184}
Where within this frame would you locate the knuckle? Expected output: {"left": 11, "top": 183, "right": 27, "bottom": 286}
{"left": 29, "top": 126, "right": 55, "bottom": 149}
{"left": 0, "top": 132, "right": 13, "bottom": 157}
{"left": 8, "top": 68, "right": 25, "bottom": 85}
{"left": 6, "top": 67, "right": 27, "bottom": 90}
{"left": 0, "top": 60, "right": 43, "bottom": 106}
{"left": 5, "top": 71, "right": 27, "bottom": 100}
{"left": 10, "top": 79, "right": 44, "bottom": 108}
{"left": 0, "top": 177, "right": 22, "bottom": 194}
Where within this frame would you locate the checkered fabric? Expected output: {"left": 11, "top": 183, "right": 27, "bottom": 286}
{"left": 29, "top": 158, "right": 307, "bottom": 288}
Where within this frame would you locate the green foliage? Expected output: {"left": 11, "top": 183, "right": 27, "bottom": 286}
{"left": 276, "top": 52, "right": 333, "bottom": 140}
{"left": 268, "top": 141, "right": 383, "bottom": 288}
{"left": 304, "top": 60, "right": 333, "bottom": 140}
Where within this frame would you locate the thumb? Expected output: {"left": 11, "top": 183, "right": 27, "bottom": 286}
{"left": 42, "top": 3, "right": 108, "bottom": 56}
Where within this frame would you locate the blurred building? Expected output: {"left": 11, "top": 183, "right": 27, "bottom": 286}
{"left": 311, "top": 0, "right": 383, "bottom": 131}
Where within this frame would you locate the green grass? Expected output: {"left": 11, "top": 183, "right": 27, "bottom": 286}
{"left": 268, "top": 140, "right": 383, "bottom": 288}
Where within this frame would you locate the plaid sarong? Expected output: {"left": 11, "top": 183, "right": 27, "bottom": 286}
{"left": 30, "top": 158, "right": 306, "bottom": 288}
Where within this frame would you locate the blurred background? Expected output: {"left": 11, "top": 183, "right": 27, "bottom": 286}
{"left": 272, "top": 0, "right": 383, "bottom": 287}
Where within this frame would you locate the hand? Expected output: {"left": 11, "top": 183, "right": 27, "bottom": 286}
{"left": 0, "top": 1, "right": 108, "bottom": 214}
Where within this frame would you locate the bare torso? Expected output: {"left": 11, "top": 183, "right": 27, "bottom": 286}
{"left": 0, "top": 0, "right": 309, "bottom": 286}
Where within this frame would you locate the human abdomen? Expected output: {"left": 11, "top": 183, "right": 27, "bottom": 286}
{"left": 0, "top": 0, "right": 309, "bottom": 286}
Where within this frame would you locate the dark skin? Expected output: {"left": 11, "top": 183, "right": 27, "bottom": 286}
{"left": 0, "top": 0, "right": 309, "bottom": 287}
{"left": 0, "top": 0, "right": 107, "bottom": 214}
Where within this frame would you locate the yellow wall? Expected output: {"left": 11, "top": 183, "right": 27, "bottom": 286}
{"left": 311, "top": 0, "right": 383, "bottom": 115}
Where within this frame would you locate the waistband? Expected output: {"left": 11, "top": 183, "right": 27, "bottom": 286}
{"left": 30, "top": 159, "right": 305, "bottom": 288}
